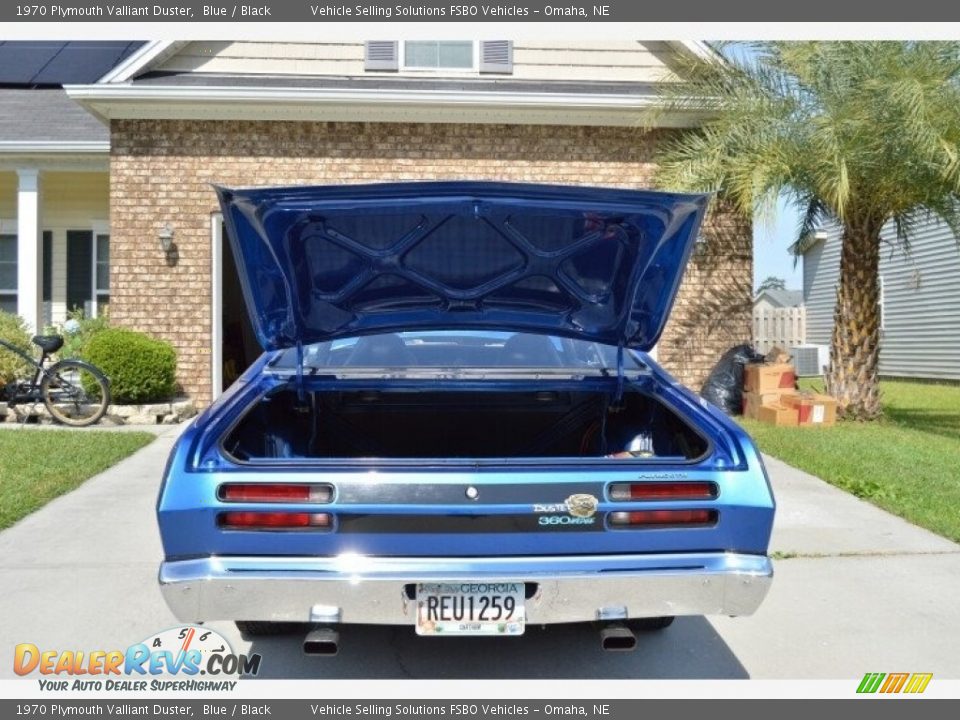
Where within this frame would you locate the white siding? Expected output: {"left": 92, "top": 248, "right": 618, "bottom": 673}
{"left": 155, "top": 41, "right": 682, "bottom": 83}
{"left": 802, "top": 231, "right": 841, "bottom": 346}
{"left": 803, "top": 220, "right": 960, "bottom": 380}
{"left": 753, "top": 297, "right": 779, "bottom": 314}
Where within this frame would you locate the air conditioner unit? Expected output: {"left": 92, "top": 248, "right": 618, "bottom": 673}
{"left": 791, "top": 344, "right": 830, "bottom": 377}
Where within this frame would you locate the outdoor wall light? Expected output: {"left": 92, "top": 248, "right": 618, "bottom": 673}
{"left": 693, "top": 233, "right": 709, "bottom": 257}
{"left": 159, "top": 223, "right": 175, "bottom": 253}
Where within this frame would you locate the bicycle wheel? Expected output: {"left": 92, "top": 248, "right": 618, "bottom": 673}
{"left": 41, "top": 360, "right": 110, "bottom": 427}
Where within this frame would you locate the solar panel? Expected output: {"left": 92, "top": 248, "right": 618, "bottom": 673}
{"left": 0, "top": 41, "right": 143, "bottom": 86}
{"left": 0, "top": 42, "right": 63, "bottom": 84}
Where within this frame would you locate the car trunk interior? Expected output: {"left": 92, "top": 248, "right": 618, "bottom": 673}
{"left": 222, "top": 387, "right": 709, "bottom": 462}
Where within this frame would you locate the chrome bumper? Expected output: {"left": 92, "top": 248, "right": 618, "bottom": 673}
{"left": 159, "top": 552, "right": 772, "bottom": 625}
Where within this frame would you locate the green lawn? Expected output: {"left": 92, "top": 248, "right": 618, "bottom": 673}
{"left": 0, "top": 429, "right": 154, "bottom": 529}
{"left": 740, "top": 380, "right": 960, "bottom": 542}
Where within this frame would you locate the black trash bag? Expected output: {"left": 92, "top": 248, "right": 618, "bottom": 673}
{"left": 700, "top": 344, "right": 766, "bottom": 415}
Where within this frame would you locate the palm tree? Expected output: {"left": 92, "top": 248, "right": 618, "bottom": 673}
{"left": 654, "top": 42, "right": 960, "bottom": 419}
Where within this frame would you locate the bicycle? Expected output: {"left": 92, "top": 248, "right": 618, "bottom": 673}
{"left": 0, "top": 334, "right": 110, "bottom": 427}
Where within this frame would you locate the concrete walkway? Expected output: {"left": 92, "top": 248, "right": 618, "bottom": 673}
{"left": 0, "top": 434, "right": 957, "bottom": 679}
{"left": 710, "top": 455, "right": 960, "bottom": 678}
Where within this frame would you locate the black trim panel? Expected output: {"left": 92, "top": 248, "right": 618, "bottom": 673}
{"left": 337, "top": 513, "right": 604, "bottom": 534}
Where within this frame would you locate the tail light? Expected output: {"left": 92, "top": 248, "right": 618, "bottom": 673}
{"left": 219, "top": 483, "right": 333, "bottom": 503}
{"left": 219, "top": 512, "right": 332, "bottom": 530}
{"left": 608, "top": 509, "right": 717, "bottom": 527}
{"left": 608, "top": 482, "right": 717, "bottom": 501}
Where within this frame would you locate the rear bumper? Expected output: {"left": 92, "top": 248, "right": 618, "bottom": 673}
{"left": 159, "top": 552, "right": 773, "bottom": 625}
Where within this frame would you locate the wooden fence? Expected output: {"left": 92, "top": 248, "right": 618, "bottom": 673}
{"left": 753, "top": 306, "right": 806, "bottom": 354}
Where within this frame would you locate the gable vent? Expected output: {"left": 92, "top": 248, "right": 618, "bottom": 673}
{"left": 479, "top": 41, "right": 513, "bottom": 74}
{"left": 365, "top": 41, "right": 399, "bottom": 71}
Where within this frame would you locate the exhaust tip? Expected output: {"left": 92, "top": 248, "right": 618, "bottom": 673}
{"left": 303, "top": 628, "right": 339, "bottom": 656}
{"left": 600, "top": 624, "right": 637, "bottom": 652}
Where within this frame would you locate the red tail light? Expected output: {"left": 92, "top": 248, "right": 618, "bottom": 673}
{"left": 219, "top": 483, "right": 333, "bottom": 503}
{"left": 608, "top": 482, "right": 717, "bottom": 501}
{"left": 219, "top": 512, "right": 332, "bottom": 529}
{"left": 608, "top": 509, "right": 717, "bottom": 527}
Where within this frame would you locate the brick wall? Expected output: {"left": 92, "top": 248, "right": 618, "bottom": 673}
{"left": 110, "top": 120, "right": 752, "bottom": 405}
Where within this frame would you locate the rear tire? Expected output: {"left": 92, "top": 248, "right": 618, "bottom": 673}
{"left": 628, "top": 616, "right": 675, "bottom": 632}
{"left": 41, "top": 360, "right": 110, "bottom": 427}
{"left": 235, "top": 621, "right": 305, "bottom": 637}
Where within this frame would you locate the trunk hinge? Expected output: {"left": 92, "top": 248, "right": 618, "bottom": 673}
{"left": 295, "top": 340, "right": 306, "bottom": 404}
{"left": 614, "top": 342, "right": 626, "bottom": 405}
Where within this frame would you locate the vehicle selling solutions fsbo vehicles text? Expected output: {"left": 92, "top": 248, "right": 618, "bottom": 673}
{"left": 308, "top": 5, "right": 537, "bottom": 17}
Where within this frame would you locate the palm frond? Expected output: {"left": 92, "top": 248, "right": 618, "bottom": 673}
{"left": 652, "top": 41, "right": 960, "bottom": 244}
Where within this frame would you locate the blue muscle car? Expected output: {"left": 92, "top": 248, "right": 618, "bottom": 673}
{"left": 156, "top": 181, "right": 774, "bottom": 653}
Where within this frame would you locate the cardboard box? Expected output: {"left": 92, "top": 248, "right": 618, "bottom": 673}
{"left": 742, "top": 390, "right": 796, "bottom": 419}
{"left": 756, "top": 403, "right": 799, "bottom": 427}
{"left": 781, "top": 392, "right": 838, "bottom": 427}
{"left": 765, "top": 346, "right": 792, "bottom": 364}
{"left": 744, "top": 362, "right": 797, "bottom": 394}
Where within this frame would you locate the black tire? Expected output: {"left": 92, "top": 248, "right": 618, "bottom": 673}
{"left": 628, "top": 616, "right": 675, "bottom": 632}
{"left": 41, "top": 360, "right": 110, "bottom": 427}
{"left": 235, "top": 621, "right": 305, "bottom": 637}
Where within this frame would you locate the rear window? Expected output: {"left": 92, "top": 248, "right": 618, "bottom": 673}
{"left": 271, "top": 331, "right": 647, "bottom": 371}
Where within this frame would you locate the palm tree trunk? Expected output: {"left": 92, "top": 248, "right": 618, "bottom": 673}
{"left": 824, "top": 221, "right": 883, "bottom": 419}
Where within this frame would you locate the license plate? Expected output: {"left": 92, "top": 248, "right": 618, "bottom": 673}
{"left": 415, "top": 582, "right": 525, "bottom": 636}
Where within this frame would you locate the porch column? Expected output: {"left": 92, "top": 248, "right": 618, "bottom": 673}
{"left": 16, "top": 168, "right": 41, "bottom": 333}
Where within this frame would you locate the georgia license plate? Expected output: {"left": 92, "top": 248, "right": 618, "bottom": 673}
{"left": 415, "top": 582, "right": 525, "bottom": 636}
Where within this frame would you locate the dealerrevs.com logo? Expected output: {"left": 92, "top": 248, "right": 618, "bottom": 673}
{"left": 14, "top": 626, "right": 261, "bottom": 691}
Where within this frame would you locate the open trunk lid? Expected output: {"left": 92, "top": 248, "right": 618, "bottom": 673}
{"left": 217, "top": 181, "right": 710, "bottom": 352}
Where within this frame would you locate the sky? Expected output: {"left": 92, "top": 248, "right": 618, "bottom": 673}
{"left": 753, "top": 196, "right": 804, "bottom": 291}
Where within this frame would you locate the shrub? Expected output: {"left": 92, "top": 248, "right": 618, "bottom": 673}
{"left": 60, "top": 309, "right": 110, "bottom": 360}
{"left": 81, "top": 328, "right": 177, "bottom": 404}
{"left": 0, "top": 310, "right": 32, "bottom": 383}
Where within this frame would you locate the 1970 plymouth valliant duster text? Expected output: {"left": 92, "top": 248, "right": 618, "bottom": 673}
{"left": 157, "top": 181, "right": 774, "bottom": 653}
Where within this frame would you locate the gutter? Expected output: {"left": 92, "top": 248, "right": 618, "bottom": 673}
{"left": 64, "top": 83, "right": 710, "bottom": 127}
{"left": 0, "top": 141, "right": 109, "bottom": 154}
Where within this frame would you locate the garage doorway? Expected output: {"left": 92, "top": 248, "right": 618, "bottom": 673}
{"left": 212, "top": 215, "right": 258, "bottom": 398}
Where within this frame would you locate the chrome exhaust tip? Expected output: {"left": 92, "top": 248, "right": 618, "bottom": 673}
{"left": 600, "top": 624, "right": 637, "bottom": 652}
{"left": 303, "top": 628, "right": 339, "bottom": 656}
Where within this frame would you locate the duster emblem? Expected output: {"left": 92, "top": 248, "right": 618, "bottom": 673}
{"left": 565, "top": 494, "right": 599, "bottom": 518}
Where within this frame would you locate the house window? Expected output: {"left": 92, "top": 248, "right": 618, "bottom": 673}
{"left": 66, "top": 228, "right": 109, "bottom": 319}
{"left": 0, "top": 232, "right": 53, "bottom": 319}
{"left": 42, "top": 231, "right": 52, "bottom": 326}
{"left": 0, "top": 234, "right": 15, "bottom": 314}
{"left": 403, "top": 41, "right": 474, "bottom": 70}
{"left": 94, "top": 233, "right": 110, "bottom": 315}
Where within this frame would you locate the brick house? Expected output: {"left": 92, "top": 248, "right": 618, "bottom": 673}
{"left": 6, "top": 40, "right": 752, "bottom": 406}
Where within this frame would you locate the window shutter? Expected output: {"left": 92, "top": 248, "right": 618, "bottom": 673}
{"left": 479, "top": 41, "right": 513, "bottom": 74}
{"left": 365, "top": 41, "right": 399, "bottom": 71}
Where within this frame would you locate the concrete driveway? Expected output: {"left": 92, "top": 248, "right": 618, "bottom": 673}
{"left": 1, "top": 426, "right": 958, "bottom": 679}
